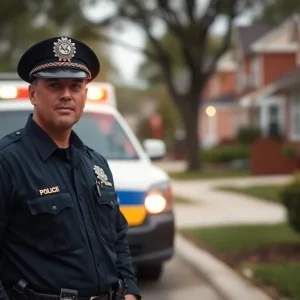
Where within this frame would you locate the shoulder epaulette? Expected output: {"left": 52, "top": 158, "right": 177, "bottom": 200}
{"left": 0, "top": 129, "right": 25, "bottom": 151}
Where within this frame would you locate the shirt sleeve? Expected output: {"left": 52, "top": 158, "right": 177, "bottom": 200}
{"left": 0, "top": 158, "right": 14, "bottom": 300}
{"left": 101, "top": 156, "right": 141, "bottom": 299}
{"left": 115, "top": 210, "right": 141, "bottom": 299}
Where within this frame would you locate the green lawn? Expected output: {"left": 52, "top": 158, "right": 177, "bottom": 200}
{"left": 169, "top": 169, "right": 250, "bottom": 180}
{"left": 251, "top": 262, "right": 300, "bottom": 300}
{"left": 181, "top": 223, "right": 300, "bottom": 300}
{"left": 181, "top": 223, "right": 299, "bottom": 254}
{"left": 216, "top": 184, "right": 283, "bottom": 203}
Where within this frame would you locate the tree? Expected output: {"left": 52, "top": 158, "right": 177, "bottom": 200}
{"left": 86, "top": 0, "right": 265, "bottom": 171}
{"left": 260, "top": 0, "right": 300, "bottom": 24}
{"left": 0, "top": 0, "right": 117, "bottom": 80}
{"left": 138, "top": 29, "right": 224, "bottom": 86}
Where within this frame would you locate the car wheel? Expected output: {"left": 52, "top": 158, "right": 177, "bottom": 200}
{"left": 136, "top": 263, "right": 163, "bottom": 281}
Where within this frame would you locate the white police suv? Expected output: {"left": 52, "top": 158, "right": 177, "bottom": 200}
{"left": 0, "top": 75, "right": 175, "bottom": 281}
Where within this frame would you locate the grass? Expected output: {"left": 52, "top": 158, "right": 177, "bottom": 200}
{"left": 251, "top": 262, "right": 300, "bottom": 300}
{"left": 168, "top": 169, "right": 250, "bottom": 180}
{"left": 217, "top": 184, "right": 283, "bottom": 203}
{"left": 173, "top": 195, "right": 194, "bottom": 204}
{"left": 180, "top": 223, "right": 299, "bottom": 254}
{"left": 181, "top": 223, "right": 300, "bottom": 300}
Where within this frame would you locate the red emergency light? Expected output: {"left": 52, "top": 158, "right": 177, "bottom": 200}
{"left": 0, "top": 86, "right": 110, "bottom": 104}
{"left": 0, "top": 86, "right": 29, "bottom": 100}
{"left": 87, "top": 87, "right": 108, "bottom": 102}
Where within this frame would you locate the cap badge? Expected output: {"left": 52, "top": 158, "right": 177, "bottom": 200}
{"left": 53, "top": 37, "right": 76, "bottom": 62}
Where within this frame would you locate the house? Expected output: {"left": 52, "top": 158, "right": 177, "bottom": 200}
{"left": 200, "top": 50, "right": 243, "bottom": 148}
{"left": 237, "top": 16, "right": 300, "bottom": 139}
{"left": 200, "top": 14, "right": 300, "bottom": 149}
{"left": 246, "top": 14, "right": 300, "bottom": 154}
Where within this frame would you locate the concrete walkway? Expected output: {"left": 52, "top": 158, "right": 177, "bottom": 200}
{"left": 167, "top": 174, "right": 293, "bottom": 300}
{"left": 172, "top": 175, "right": 291, "bottom": 228}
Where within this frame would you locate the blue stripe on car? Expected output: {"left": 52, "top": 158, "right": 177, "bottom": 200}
{"left": 116, "top": 190, "right": 146, "bottom": 205}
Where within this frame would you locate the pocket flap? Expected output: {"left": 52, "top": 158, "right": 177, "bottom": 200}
{"left": 27, "top": 192, "right": 74, "bottom": 215}
{"left": 94, "top": 189, "right": 118, "bottom": 208}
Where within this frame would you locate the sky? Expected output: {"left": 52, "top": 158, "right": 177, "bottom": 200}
{"left": 85, "top": 1, "right": 254, "bottom": 87}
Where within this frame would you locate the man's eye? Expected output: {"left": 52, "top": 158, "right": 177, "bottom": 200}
{"left": 73, "top": 84, "right": 83, "bottom": 89}
{"left": 49, "top": 83, "right": 59, "bottom": 88}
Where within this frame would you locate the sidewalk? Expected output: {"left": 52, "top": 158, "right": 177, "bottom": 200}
{"left": 172, "top": 175, "right": 291, "bottom": 228}
{"left": 169, "top": 174, "right": 292, "bottom": 300}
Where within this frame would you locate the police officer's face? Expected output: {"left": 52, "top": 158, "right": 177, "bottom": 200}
{"left": 29, "top": 78, "right": 87, "bottom": 129}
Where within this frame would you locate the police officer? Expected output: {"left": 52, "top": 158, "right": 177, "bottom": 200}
{"left": 0, "top": 37, "right": 141, "bottom": 300}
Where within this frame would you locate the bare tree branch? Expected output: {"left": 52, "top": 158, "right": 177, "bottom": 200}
{"left": 116, "top": 0, "right": 179, "bottom": 98}
{"left": 185, "top": 0, "right": 196, "bottom": 23}
{"left": 155, "top": 0, "right": 185, "bottom": 39}
{"left": 198, "top": 0, "right": 223, "bottom": 43}
{"left": 98, "top": 32, "right": 158, "bottom": 60}
{"left": 203, "top": 0, "right": 238, "bottom": 80}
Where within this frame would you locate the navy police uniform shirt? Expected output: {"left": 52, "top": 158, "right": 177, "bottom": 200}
{"left": 0, "top": 114, "right": 141, "bottom": 300}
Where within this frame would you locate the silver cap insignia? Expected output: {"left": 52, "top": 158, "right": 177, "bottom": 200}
{"left": 53, "top": 37, "right": 76, "bottom": 62}
{"left": 93, "top": 165, "right": 112, "bottom": 187}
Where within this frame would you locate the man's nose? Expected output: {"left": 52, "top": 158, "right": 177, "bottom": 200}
{"left": 60, "top": 87, "right": 72, "bottom": 100}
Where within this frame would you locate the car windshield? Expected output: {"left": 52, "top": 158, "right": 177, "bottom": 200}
{"left": 0, "top": 110, "right": 139, "bottom": 160}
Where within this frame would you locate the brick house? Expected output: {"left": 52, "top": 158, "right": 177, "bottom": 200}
{"left": 200, "top": 15, "right": 300, "bottom": 149}
{"left": 200, "top": 50, "right": 242, "bottom": 148}
{"left": 200, "top": 23, "right": 274, "bottom": 148}
{"left": 238, "top": 16, "right": 300, "bottom": 139}
{"left": 251, "top": 14, "right": 300, "bottom": 152}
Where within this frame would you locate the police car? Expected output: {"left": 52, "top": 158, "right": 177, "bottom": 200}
{"left": 0, "top": 74, "right": 175, "bottom": 281}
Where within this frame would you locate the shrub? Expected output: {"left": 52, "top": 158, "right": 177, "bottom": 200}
{"left": 280, "top": 173, "right": 300, "bottom": 234}
{"left": 236, "top": 126, "right": 261, "bottom": 145}
{"left": 201, "top": 144, "right": 250, "bottom": 164}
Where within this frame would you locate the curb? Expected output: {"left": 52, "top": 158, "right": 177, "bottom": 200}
{"left": 176, "top": 234, "right": 273, "bottom": 300}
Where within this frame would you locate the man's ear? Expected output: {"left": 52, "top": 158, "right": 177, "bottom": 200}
{"left": 28, "top": 84, "right": 36, "bottom": 106}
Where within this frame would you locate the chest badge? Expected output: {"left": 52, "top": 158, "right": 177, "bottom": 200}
{"left": 93, "top": 165, "right": 112, "bottom": 187}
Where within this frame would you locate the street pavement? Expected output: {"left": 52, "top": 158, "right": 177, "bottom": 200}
{"left": 139, "top": 256, "right": 222, "bottom": 300}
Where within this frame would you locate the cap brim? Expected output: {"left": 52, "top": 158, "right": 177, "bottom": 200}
{"left": 33, "top": 68, "right": 90, "bottom": 80}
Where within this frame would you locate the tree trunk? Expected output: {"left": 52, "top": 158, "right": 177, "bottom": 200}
{"left": 180, "top": 95, "right": 201, "bottom": 172}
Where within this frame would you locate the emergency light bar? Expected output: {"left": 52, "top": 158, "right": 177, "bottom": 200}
{"left": 0, "top": 81, "right": 117, "bottom": 108}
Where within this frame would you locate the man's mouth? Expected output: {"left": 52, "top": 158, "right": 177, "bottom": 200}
{"left": 56, "top": 107, "right": 74, "bottom": 111}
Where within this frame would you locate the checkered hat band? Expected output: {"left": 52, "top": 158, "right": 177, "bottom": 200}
{"left": 29, "top": 62, "right": 91, "bottom": 78}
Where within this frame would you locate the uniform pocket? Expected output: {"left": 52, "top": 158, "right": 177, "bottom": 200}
{"left": 27, "top": 192, "right": 81, "bottom": 254}
{"left": 93, "top": 187, "right": 118, "bottom": 244}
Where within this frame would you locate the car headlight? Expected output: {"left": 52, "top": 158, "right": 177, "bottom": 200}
{"left": 144, "top": 181, "right": 173, "bottom": 214}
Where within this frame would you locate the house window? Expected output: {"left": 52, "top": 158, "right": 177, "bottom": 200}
{"left": 251, "top": 56, "right": 261, "bottom": 87}
{"left": 268, "top": 105, "right": 280, "bottom": 136}
{"left": 290, "top": 93, "right": 300, "bottom": 140}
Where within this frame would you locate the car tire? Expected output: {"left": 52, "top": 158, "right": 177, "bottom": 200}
{"left": 136, "top": 263, "right": 163, "bottom": 281}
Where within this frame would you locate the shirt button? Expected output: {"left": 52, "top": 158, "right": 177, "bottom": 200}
{"left": 15, "top": 131, "right": 21, "bottom": 136}
{"left": 88, "top": 228, "right": 92, "bottom": 234}
{"left": 52, "top": 206, "right": 57, "bottom": 211}
{"left": 79, "top": 196, "right": 83, "bottom": 201}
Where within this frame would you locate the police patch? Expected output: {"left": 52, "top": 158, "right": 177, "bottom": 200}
{"left": 93, "top": 165, "right": 112, "bottom": 187}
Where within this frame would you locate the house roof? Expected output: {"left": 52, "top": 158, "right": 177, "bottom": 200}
{"left": 236, "top": 23, "right": 273, "bottom": 55}
{"left": 248, "top": 67, "right": 300, "bottom": 104}
{"left": 270, "top": 66, "right": 300, "bottom": 93}
{"left": 206, "top": 92, "right": 236, "bottom": 105}
{"left": 216, "top": 50, "right": 236, "bottom": 72}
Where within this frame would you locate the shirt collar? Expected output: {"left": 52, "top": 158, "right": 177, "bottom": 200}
{"left": 24, "top": 114, "right": 87, "bottom": 161}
